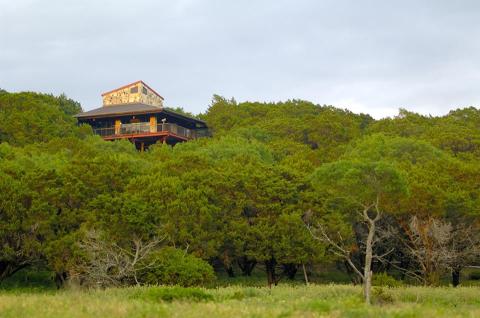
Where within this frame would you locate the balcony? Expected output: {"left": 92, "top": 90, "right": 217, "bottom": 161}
{"left": 93, "top": 123, "right": 208, "bottom": 140}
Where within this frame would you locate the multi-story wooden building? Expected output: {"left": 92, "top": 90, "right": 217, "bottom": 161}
{"left": 75, "top": 81, "right": 208, "bottom": 150}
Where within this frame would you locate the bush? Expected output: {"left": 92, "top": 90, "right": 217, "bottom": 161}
{"left": 140, "top": 247, "right": 215, "bottom": 287}
{"left": 372, "top": 287, "right": 395, "bottom": 305}
{"left": 0, "top": 91, "right": 85, "bottom": 145}
{"left": 229, "top": 287, "right": 261, "bottom": 300}
{"left": 130, "top": 286, "right": 213, "bottom": 302}
{"left": 372, "top": 272, "right": 403, "bottom": 287}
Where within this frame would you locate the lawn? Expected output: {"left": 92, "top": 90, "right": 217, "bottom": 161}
{"left": 0, "top": 284, "right": 479, "bottom": 318}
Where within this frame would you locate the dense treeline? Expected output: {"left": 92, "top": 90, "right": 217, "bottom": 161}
{"left": 0, "top": 91, "right": 479, "bottom": 297}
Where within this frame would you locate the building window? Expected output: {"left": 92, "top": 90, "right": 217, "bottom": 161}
{"left": 142, "top": 87, "right": 148, "bottom": 95}
{"left": 130, "top": 87, "right": 138, "bottom": 93}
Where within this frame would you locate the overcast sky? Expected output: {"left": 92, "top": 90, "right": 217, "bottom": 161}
{"left": 1, "top": 0, "right": 479, "bottom": 118}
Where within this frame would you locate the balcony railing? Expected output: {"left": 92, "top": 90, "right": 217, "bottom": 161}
{"left": 121, "top": 122, "right": 151, "bottom": 135}
{"left": 93, "top": 122, "right": 208, "bottom": 140}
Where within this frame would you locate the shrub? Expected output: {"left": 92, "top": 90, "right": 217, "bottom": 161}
{"left": 229, "top": 287, "right": 261, "bottom": 300}
{"left": 140, "top": 247, "right": 215, "bottom": 287}
{"left": 372, "top": 272, "right": 403, "bottom": 287}
{"left": 372, "top": 287, "right": 395, "bottom": 305}
{"left": 130, "top": 286, "right": 213, "bottom": 302}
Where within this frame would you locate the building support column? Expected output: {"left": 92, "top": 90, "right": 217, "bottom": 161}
{"left": 115, "top": 119, "right": 121, "bottom": 135}
{"left": 149, "top": 116, "right": 157, "bottom": 133}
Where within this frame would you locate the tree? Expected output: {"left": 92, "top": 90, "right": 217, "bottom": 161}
{"left": 0, "top": 91, "right": 88, "bottom": 146}
{"left": 446, "top": 220, "right": 480, "bottom": 286}
{"left": 75, "top": 230, "right": 165, "bottom": 287}
{"left": 398, "top": 216, "right": 480, "bottom": 286}
{"left": 1, "top": 85, "right": 478, "bottom": 291}
{"left": 202, "top": 96, "right": 370, "bottom": 162}
{"left": 0, "top": 143, "right": 61, "bottom": 281}
{"left": 273, "top": 212, "right": 322, "bottom": 282}
{"left": 401, "top": 216, "right": 452, "bottom": 285}
{"left": 57, "top": 93, "right": 83, "bottom": 116}
{"left": 309, "top": 160, "right": 407, "bottom": 304}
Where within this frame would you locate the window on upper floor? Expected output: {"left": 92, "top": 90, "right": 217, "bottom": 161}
{"left": 142, "top": 87, "right": 148, "bottom": 95}
{"left": 130, "top": 87, "right": 138, "bottom": 93}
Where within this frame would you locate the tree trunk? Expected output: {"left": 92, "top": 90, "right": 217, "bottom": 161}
{"left": 282, "top": 263, "right": 298, "bottom": 280}
{"left": 238, "top": 256, "right": 256, "bottom": 276}
{"left": 0, "top": 261, "right": 9, "bottom": 281}
{"left": 225, "top": 265, "right": 235, "bottom": 278}
{"left": 302, "top": 263, "right": 309, "bottom": 286}
{"left": 0, "top": 261, "right": 29, "bottom": 282}
{"left": 363, "top": 215, "right": 376, "bottom": 305}
{"left": 452, "top": 269, "right": 461, "bottom": 287}
{"left": 55, "top": 272, "right": 68, "bottom": 289}
{"left": 265, "top": 258, "right": 277, "bottom": 287}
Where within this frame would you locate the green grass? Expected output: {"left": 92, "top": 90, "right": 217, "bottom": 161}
{"left": 0, "top": 284, "right": 479, "bottom": 317}
{"left": 1, "top": 268, "right": 479, "bottom": 317}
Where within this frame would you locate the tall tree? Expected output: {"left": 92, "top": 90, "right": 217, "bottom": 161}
{"left": 309, "top": 160, "right": 407, "bottom": 304}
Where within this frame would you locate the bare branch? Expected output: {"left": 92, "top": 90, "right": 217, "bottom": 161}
{"left": 76, "top": 230, "right": 166, "bottom": 287}
{"left": 307, "top": 224, "right": 365, "bottom": 281}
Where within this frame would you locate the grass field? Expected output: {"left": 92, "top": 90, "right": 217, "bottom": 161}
{"left": 1, "top": 269, "right": 479, "bottom": 317}
{"left": 0, "top": 284, "right": 479, "bottom": 318}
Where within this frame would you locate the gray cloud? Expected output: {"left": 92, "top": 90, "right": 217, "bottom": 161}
{"left": 1, "top": 0, "right": 479, "bottom": 118}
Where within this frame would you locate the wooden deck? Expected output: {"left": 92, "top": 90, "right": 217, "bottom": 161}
{"left": 102, "top": 130, "right": 189, "bottom": 142}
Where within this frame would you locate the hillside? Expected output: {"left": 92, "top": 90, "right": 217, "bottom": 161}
{"left": 0, "top": 90, "right": 479, "bottom": 294}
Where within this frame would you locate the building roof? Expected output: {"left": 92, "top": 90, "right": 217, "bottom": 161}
{"left": 75, "top": 103, "right": 161, "bottom": 118}
{"left": 74, "top": 103, "right": 206, "bottom": 125}
{"left": 101, "top": 80, "right": 164, "bottom": 100}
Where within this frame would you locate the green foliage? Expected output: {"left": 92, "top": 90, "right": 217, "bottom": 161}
{"left": 372, "top": 287, "right": 395, "bottom": 304}
{"left": 202, "top": 96, "right": 370, "bottom": 162}
{"left": 311, "top": 159, "right": 407, "bottom": 215}
{"left": 0, "top": 268, "right": 56, "bottom": 292}
{"left": 0, "top": 91, "right": 88, "bottom": 146}
{"left": 373, "top": 273, "right": 403, "bottom": 287}
{"left": 130, "top": 286, "right": 213, "bottom": 302}
{"left": 227, "top": 287, "right": 261, "bottom": 300}
{"left": 0, "top": 90, "right": 479, "bottom": 290}
{"left": 368, "top": 108, "right": 480, "bottom": 159}
{"left": 140, "top": 248, "right": 215, "bottom": 287}
{"left": 165, "top": 106, "right": 199, "bottom": 119}
{"left": 57, "top": 93, "right": 83, "bottom": 116}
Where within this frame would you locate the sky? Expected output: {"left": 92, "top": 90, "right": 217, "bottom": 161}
{"left": 1, "top": 0, "right": 479, "bottom": 119}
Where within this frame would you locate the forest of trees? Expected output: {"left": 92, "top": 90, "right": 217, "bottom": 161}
{"left": 0, "top": 90, "right": 479, "bottom": 302}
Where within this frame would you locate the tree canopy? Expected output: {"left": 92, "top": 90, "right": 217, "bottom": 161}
{"left": 0, "top": 90, "right": 479, "bottom": 290}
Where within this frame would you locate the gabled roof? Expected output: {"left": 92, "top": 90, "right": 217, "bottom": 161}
{"left": 74, "top": 103, "right": 206, "bottom": 125}
{"left": 101, "top": 80, "right": 164, "bottom": 100}
{"left": 75, "top": 103, "right": 161, "bottom": 118}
